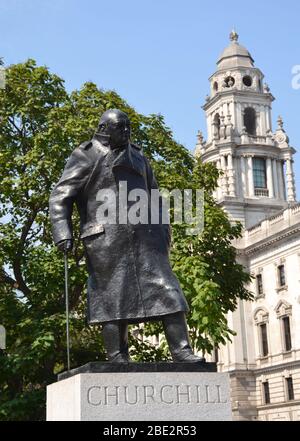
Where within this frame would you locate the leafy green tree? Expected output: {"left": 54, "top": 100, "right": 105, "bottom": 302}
{"left": 0, "top": 60, "right": 252, "bottom": 420}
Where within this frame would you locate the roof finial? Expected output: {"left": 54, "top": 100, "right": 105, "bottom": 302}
{"left": 197, "top": 130, "right": 204, "bottom": 144}
{"left": 230, "top": 29, "right": 239, "bottom": 42}
{"left": 277, "top": 115, "right": 284, "bottom": 129}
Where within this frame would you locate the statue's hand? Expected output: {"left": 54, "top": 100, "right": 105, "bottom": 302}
{"left": 57, "top": 239, "right": 73, "bottom": 253}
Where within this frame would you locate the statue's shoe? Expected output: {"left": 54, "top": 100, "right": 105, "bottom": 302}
{"left": 172, "top": 352, "right": 206, "bottom": 363}
{"left": 109, "top": 353, "right": 131, "bottom": 363}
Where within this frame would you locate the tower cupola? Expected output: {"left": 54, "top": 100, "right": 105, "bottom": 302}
{"left": 196, "top": 32, "right": 297, "bottom": 228}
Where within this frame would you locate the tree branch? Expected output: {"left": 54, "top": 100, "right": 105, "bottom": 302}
{"left": 8, "top": 116, "right": 23, "bottom": 137}
{"left": 0, "top": 269, "right": 18, "bottom": 288}
{"left": 12, "top": 210, "right": 37, "bottom": 297}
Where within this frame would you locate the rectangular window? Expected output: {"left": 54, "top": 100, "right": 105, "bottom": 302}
{"left": 253, "top": 158, "right": 267, "bottom": 189}
{"left": 256, "top": 274, "right": 263, "bottom": 296}
{"left": 260, "top": 323, "right": 269, "bottom": 357}
{"left": 283, "top": 316, "right": 292, "bottom": 351}
{"left": 263, "top": 381, "right": 270, "bottom": 404}
{"left": 286, "top": 377, "right": 294, "bottom": 401}
{"left": 278, "top": 265, "right": 286, "bottom": 287}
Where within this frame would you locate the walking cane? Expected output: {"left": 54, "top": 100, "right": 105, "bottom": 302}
{"left": 64, "top": 247, "right": 71, "bottom": 371}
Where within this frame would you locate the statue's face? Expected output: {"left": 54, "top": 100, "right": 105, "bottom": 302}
{"left": 98, "top": 110, "right": 131, "bottom": 149}
{"left": 107, "top": 118, "right": 131, "bottom": 149}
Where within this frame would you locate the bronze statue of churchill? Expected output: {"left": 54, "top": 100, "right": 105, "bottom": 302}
{"left": 49, "top": 109, "right": 202, "bottom": 363}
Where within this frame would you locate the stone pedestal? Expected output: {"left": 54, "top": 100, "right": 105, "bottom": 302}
{"left": 47, "top": 362, "right": 232, "bottom": 421}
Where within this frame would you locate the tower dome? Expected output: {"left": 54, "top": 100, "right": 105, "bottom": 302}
{"left": 217, "top": 30, "right": 254, "bottom": 70}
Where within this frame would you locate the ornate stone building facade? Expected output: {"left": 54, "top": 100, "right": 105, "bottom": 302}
{"left": 196, "top": 31, "right": 300, "bottom": 421}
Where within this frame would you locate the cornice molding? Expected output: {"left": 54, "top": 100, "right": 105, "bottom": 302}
{"left": 229, "top": 359, "right": 300, "bottom": 376}
{"left": 202, "top": 90, "right": 275, "bottom": 111}
{"left": 257, "top": 399, "right": 300, "bottom": 411}
{"left": 243, "top": 226, "right": 300, "bottom": 255}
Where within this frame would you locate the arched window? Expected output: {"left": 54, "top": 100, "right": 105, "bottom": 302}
{"left": 213, "top": 113, "right": 220, "bottom": 139}
{"left": 243, "top": 75, "right": 253, "bottom": 87}
{"left": 244, "top": 107, "right": 256, "bottom": 135}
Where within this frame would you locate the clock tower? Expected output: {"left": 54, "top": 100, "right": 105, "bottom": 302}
{"left": 195, "top": 31, "right": 296, "bottom": 228}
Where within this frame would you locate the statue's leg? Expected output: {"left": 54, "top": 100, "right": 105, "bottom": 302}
{"left": 102, "top": 320, "right": 131, "bottom": 362}
{"left": 162, "top": 312, "right": 205, "bottom": 362}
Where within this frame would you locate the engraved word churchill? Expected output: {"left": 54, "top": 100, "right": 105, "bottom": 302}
{"left": 87, "top": 383, "right": 228, "bottom": 406}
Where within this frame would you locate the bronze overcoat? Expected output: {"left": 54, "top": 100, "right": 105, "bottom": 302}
{"left": 49, "top": 134, "right": 188, "bottom": 324}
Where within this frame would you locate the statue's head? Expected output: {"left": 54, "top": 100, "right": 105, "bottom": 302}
{"left": 97, "top": 109, "right": 131, "bottom": 149}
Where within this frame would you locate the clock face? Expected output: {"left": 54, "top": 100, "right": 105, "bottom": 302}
{"left": 275, "top": 133, "right": 286, "bottom": 144}
{"left": 223, "top": 76, "right": 235, "bottom": 88}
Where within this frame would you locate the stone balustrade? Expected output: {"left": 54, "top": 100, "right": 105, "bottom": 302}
{"left": 240, "top": 202, "right": 300, "bottom": 247}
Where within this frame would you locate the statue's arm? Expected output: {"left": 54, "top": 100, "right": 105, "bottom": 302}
{"left": 49, "top": 145, "right": 92, "bottom": 245}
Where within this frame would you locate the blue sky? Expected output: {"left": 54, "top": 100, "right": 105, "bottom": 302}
{"left": 1, "top": 0, "right": 300, "bottom": 192}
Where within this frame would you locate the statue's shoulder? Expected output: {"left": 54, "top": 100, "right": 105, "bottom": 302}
{"left": 79, "top": 140, "right": 93, "bottom": 150}
{"left": 78, "top": 139, "right": 105, "bottom": 159}
{"left": 70, "top": 140, "right": 98, "bottom": 166}
{"left": 68, "top": 141, "right": 92, "bottom": 160}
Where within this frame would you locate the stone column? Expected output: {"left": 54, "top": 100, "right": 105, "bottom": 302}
{"left": 286, "top": 158, "right": 296, "bottom": 202}
{"left": 277, "top": 160, "right": 285, "bottom": 200}
{"left": 260, "top": 105, "right": 266, "bottom": 135}
{"left": 272, "top": 159, "right": 279, "bottom": 198}
{"left": 247, "top": 156, "right": 255, "bottom": 197}
{"left": 262, "top": 106, "right": 268, "bottom": 135}
{"left": 240, "top": 156, "right": 247, "bottom": 198}
{"left": 227, "top": 153, "right": 236, "bottom": 196}
{"left": 216, "top": 158, "right": 223, "bottom": 199}
{"left": 255, "top": 109, "right": 260, "bottom": 136}
{"left": 236, "top": 102, "right": 243, "bottom": 134}
{"left": 266, "top": 106, "right": 272, "bottom": 132}
{"left": 220, "top": 155, "right": 228, "bottom": 195}
{"left": 229, "top": 101, "right": 235, "bottom": 127}
{"left": 266, "top": 158, "right": 274, "bottom": 198}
